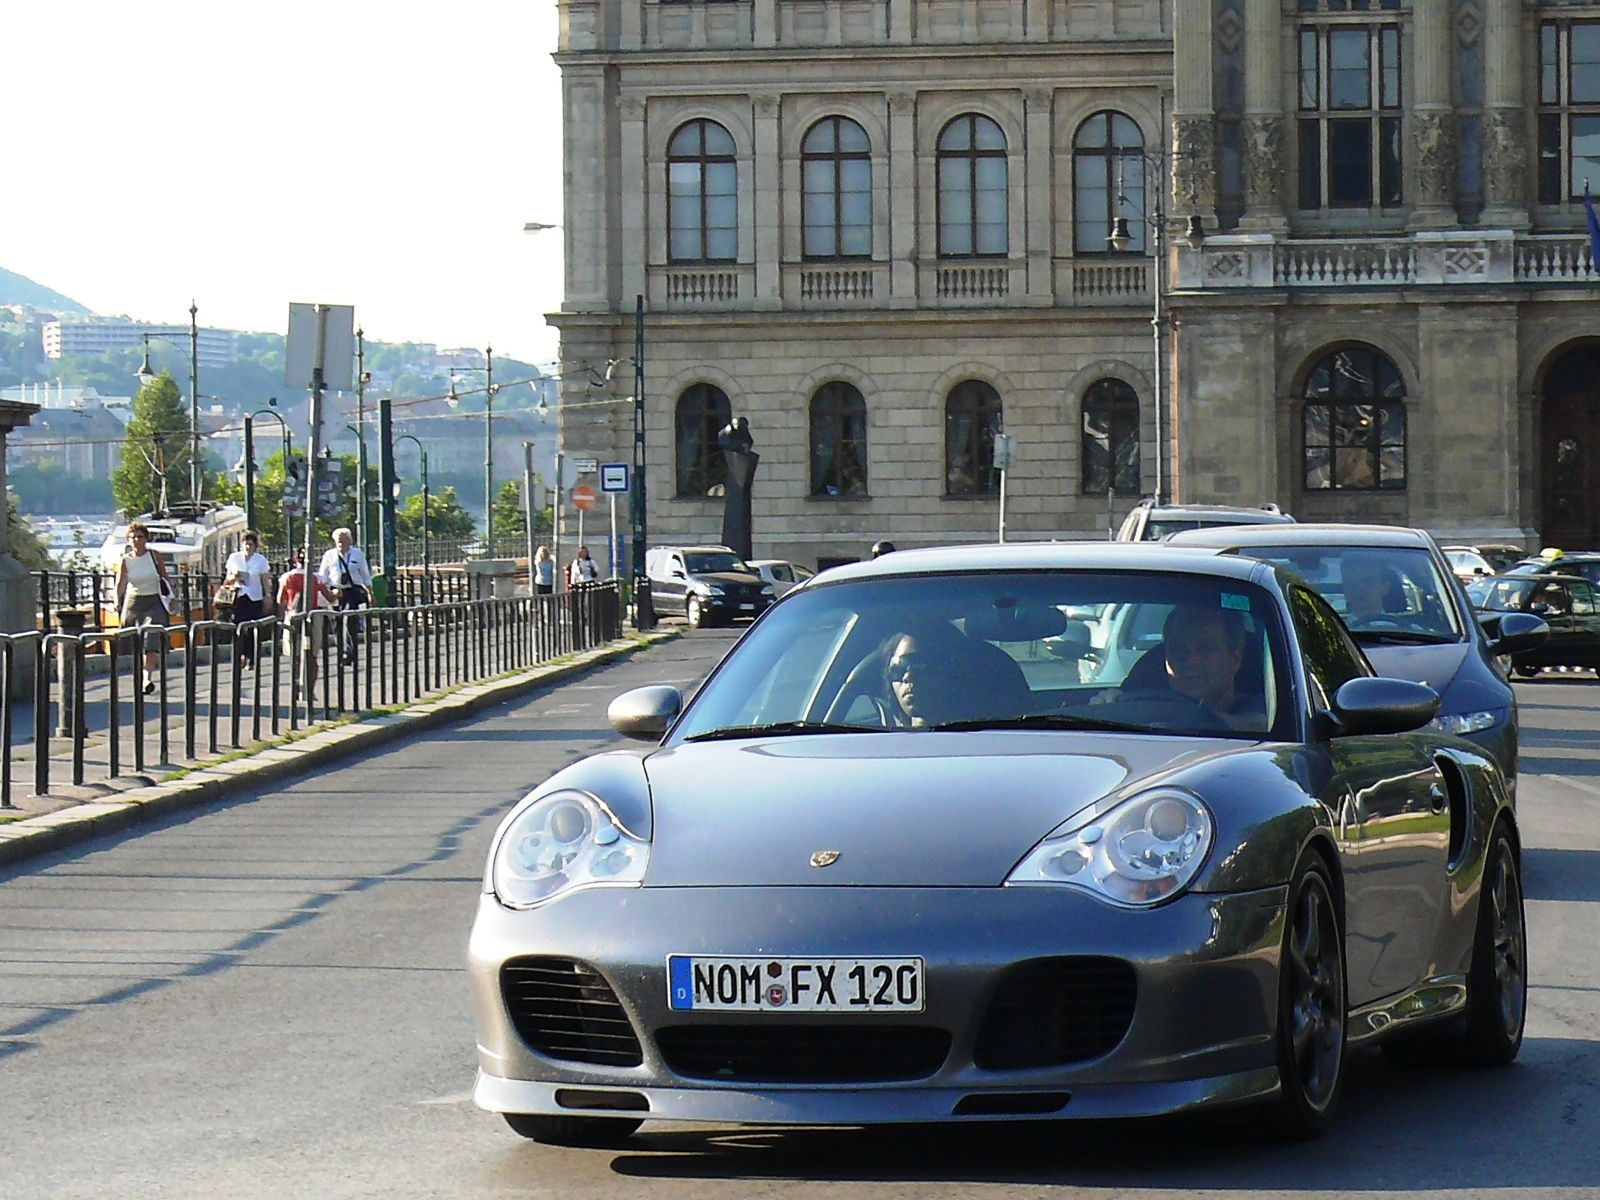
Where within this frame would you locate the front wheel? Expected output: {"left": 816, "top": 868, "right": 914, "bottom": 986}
{"left": 1269, "top": 857, "right": 1346, "bottom": 1139}
{"left": 1514, "top": 663, "right": 1541, "bottom": 679}
{"left": 686, "top": 596, "right": 707, "bottom": 629}
{"left": 503, "top": 1113, "right": 642, "bottom": 1146}
{"left": 1459, "top": 824, "right": 1527, "bottom": 1065}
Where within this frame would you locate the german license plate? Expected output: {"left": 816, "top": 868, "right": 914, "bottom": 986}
{"left": 739, "top": 602, "right": 755, "bottom": 610}
{"left": 667, "top": 955, "right": 924, "bottom": 1012}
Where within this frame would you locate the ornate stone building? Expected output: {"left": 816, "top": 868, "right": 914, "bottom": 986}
{"left": 552, "top": 0, "right": 1600, "bottom": 566}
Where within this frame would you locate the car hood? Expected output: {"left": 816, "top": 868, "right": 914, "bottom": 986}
{"left": 641, "top": 733, "right": 1240, "bottom": 887}
{"left": 694, "top": 571, "right": 764, "bottom": 587}
{"left": 1361, "top": 641, "right": 1471, "bottom": 700}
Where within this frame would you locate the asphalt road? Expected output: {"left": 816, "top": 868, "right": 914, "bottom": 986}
{"left": 1, "top": 628, "right": 1597, "bottom": 1199}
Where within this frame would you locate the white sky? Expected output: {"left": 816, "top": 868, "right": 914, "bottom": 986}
{"left": 4, "top": 2, "right": 564, "bottom": 365}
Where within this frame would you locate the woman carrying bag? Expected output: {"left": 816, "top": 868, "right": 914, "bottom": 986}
{"left": 220, "top": 530, "right": 273, "bottom": 670}
{"left": 115, "top": 522, "right": 174, "bottom": 695}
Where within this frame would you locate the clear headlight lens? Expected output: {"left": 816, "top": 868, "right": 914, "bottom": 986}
{"left": 491, "top": 789, "right": 648, "bottom": 910}
{"left": 760, "top": 585, "right": 776, "bottom": 597}
{"left": 1427, "top": 709, "right": 1503, "bottom": 736}
{"left": 1007, "top": 789, "right": 1212, "bottom": 907}
{"left": 694, "top": 584, "right": 724, "bottom": 597}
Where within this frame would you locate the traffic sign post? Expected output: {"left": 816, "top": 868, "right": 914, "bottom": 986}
{"left": 571, "top": 485, "right": 598, "bottom": 564}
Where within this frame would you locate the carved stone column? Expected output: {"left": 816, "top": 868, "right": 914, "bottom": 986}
{"left": 618, "top": 96, "right": 648, "bottom": 304}
{"left": 1024, "top": 87, "right": 1054, "bottom": 300}
{"left": 888, "top": 92, "right": 918, "bottom": 303}
{"left": 753, "top": 94, "right": 782, "bottom": 305}
{"left": 1410, "top": 0, "right": 1456, "bottom": 226}
{"left": 1172, "top": 0, "right": 1215, "bottom": 221}
{"left": 1481, "top": 0, "right": 1529, "bottom": 227}
{"left": 1239, "top": 0, "right": 1285, "bottom": 230}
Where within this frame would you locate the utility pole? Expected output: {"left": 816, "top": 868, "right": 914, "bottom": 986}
{"left": 189, "top": 301, "right": 201, "bottom": 506}
{"left": 355, "top": 327, "right": 367, "bottom": 551}
{"left": 379, "top": 397, "right": 397, "bottom": 587}
{"left": 523, "top": 441, "right": 537, "bottom": 587}
{"left": 632, "top": 294, "right": 654, "bottom": 628}
{"left": 484, "top": 345, "right": 495, "bottom": 548}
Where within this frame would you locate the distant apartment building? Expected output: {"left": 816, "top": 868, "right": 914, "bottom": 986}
{"left": 43, "top": 320, "right": 237, "bottom": 369}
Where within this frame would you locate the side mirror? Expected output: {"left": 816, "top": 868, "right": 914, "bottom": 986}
{"left": 1328, "top": 677, "right": 1440, "bottom": 738}
{"left": 670, "top": 566, "right": 687, "bottom": 579}
{"left": 1489, "top": 611, "right": 1549, "bottom": 658}
{"left": 607, "top": 685, "right": 683, "bottom": 742}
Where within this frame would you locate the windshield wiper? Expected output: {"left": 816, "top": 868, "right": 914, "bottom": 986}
{"left": 684, "top": 721, "right": 887, "bottom": 742}
{"left": 929, "top": 713, "right": 1152, "bottom": 734}
{"left": 1351, "top": 630, "right": 1458, "bottom": 646}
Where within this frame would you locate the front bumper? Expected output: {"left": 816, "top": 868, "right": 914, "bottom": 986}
{"left": 468, "top": 883, "right": 1288, "bottom": 1126}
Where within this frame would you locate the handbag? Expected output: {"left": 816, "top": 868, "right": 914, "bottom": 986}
{"left": 157, "top": 573, "right": 176, "bottom": 615}
{"left": 215, "top": 582, "right": 241, "bottom": 609}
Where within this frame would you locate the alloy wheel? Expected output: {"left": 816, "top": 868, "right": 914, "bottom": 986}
{"left": 1286, "top": 873, "right": 1345, "bottom": 1113}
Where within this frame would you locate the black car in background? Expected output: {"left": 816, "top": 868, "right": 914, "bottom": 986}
{"left": 1468, "top": 572, "right": 1600, "bottom": 677}
{"left": 1502, "top": 550, "right": 1600, "bottom": 586}
{"left": 645, "top": 545, "right": 776, "bottom": 628}
{"left": 1167, "top": 524, "right": 1547, "bottom": 784}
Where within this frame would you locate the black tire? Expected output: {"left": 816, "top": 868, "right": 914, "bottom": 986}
{"left": 1514, "top": 664, "right": 1541, "bottom": 679}
{"left": 1459, "top": 824, "right": 1527, "bottom": 1066}
{"left": 1269, "top": 857, "right": 1347, "bottom": 1139}
{"left": 503, "top": 1113, "right": 642, "bottom": 1146}
{"left": 686, "top": 596, "right": 707, "bottom": 629}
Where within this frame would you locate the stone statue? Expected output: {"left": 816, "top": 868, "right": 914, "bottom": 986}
{"left": 1412, "top": 111, "right": 1457, "bottom": 208}
{"left": 1482, "top": 109, "right": 1525, "bottom": 209}
{"left": 1243, "top": 115, "right": 1284, "bottom": 213}
{"left": 717, "top": 417, "right": 759, "bottom": 560}
{"left": 1172, "top": 115, "right": 1217, "bottom": 215}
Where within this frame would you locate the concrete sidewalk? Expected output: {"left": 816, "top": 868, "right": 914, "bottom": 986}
{"left": 0, "top": 628, "right": 679, "bottom": 870}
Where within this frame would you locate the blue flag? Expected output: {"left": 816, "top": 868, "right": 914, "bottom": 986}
{"left": 1586, "top": 183, "right": 1600, "bottom": 271}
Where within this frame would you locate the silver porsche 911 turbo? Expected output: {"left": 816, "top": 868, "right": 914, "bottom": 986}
{"left": 468, "top": 544, "right": 1527, "bottom": 1146}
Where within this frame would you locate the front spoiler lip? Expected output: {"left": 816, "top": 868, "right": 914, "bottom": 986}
{"left": 472, "top": 1066, "right": 1282, "bottom": 1124}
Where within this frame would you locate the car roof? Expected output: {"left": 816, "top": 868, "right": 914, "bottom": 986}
{"left": 1495, "top": 571, "right": 1591, "bottom": 585}
{"left": 1141, "top": 504, "right": 1292, "bottom": 521}
{"left": 812, "top": 541, "right": 1270, "bottom": 584}
{"left": 1166, "top": 522, "right": 1434, "bottom": 549}
{"left": 663, "top": 545, "right": 738, "bottom": 555}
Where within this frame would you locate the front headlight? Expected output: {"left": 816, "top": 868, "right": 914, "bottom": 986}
{"left": 1007, "top": 789, "right": 1212, "bottom": 907}
{"left": 693, "top": 583, "right": 725, "bottom": 597}
{"left": 1427, "top": 709, "right": 1504, "bottom": 736}
{"left": 490, "top": 789, "right": 648, "bottom": 910}
{"left": 760, "top": 585, "right": 776, "bottom": 597}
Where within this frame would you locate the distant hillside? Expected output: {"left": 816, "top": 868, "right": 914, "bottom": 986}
{"left": 0, "top": 267, "right": 89, "bottom": 315}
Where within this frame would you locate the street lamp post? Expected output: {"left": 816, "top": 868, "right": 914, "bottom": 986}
{"left": 354, "top": 328, "right": 372, "bottom": 551}
{"left": 234, "top": 400, "right": 294, "bottom": 557}
{"left": 395, "top": 433, "right": 429, "bottom": 603}
{"left": 448, "top": 348, "right": 497, "bottom": 551}
{"left": 136, "top": 301, "right": 202, "bottom": 507}
{"left": 1108, "top": 150, "right": 1204, "bottom": 508}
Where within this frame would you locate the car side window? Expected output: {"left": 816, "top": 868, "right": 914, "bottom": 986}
{"left": 1287, "top": 585, "right": 1368, "bottom": 709}
{"left": 774, "top": 564, "right": 792, "bottom": 582}
{"left": 1571, "top": 582, "right": 1597, "bottom": 615}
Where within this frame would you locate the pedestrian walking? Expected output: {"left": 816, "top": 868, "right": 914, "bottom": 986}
{"left": 317, "top": 528, "right": 372, "bottom": 666}
{"left": 568, "top": 545, "right": 599, "bottom": 586}
{"left": 278, "top": 549, "right": 337, "bottom": 701}
{"left": 534, "top": 545, "right": 555, "bottom": 595}
{"left": 114, "top": 522, "right": 174, "bottom": 694}
{"left": 222, "top": 530, "right": 272, "bottom": 669}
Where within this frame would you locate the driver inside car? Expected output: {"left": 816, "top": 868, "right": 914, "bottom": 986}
{"left": 1097, "top": 607, "right": 1264, "bottom": 732}
{"left": 1342, "top": 560, "right": 1407, "bottom": 624}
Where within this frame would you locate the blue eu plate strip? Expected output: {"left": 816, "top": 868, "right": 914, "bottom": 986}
{"left": 668, "top": 956, "right": 694, "bottom": 1009}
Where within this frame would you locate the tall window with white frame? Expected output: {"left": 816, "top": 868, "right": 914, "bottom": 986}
{"left": 668, "top": 120, "right": 738, "bottom": 264}
{"left": 1538, "top": 18, "right": 1600, "bottom": 205}
{"left": 1302, "top": 346, "right": 1407, "bottom": 491}
{"left": 937, "top": 115, "right": 1008, "bottom": 257}
{"left": 802, "top": 117, "right": 872, "bottom": 259}
{"left": 1074, "top": 113, "right": 1146, "bottom": 254}
{"left": 1296, "top": 1, "right": 1403, "bottom": 212}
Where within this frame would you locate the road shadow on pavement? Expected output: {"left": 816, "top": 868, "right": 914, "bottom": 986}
{"left": 597, "top": 1042, "right": 1598, "bottom": 1191}
{"left": 1523, "top": 846, "right": 1600, "bottom": 903}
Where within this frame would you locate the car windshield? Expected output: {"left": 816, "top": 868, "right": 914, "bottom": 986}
{"left": 1469, "top": 575, "right": 1543, "bottom": 611}
{"left": 1445, "top": 549, "right": 1491, "bottom": 576}
{"left": 670, "top": 570, "right": 1295, "bottom": 743}
{"left": 685, "top": 551, "right": 749, "bottom": 574}
{"left": 1226, "top": 544, "right": 1463, "bottom": 642}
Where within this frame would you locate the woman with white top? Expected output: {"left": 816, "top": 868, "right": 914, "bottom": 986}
{"left": 114, "top": 522, "right": 172, "bottom": 694}
{"left": 224, "top": 530, "right": 273, "bottom": 669}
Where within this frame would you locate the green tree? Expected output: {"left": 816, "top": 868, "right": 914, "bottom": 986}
{"left": 110, "top": 371, "right": 200, "bottom": 516}
{"left": 396, "top": 485, "right": 476, "bottom": 543}
{"left": 491, "top": 478, "right": 553, "bottom": 546}
{"left": 5, "top": 493, "right": 50, "bottom": 570}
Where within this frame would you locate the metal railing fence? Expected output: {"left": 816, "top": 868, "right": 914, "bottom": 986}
{"left": 0, "top": 581, "right": 624, "bottom": 806}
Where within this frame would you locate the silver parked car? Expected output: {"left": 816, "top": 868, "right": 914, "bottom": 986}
{"left": 469, "top": 544, "right": 1527, "bottom": 1146}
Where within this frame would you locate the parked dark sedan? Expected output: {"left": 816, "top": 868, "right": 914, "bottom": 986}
{"left": 470, "top": 544, "right": 1527, "bottom": 1148}
{"left": 1166, "top": 524, "right": 1546, "bottom": 785}
{"left": 1468, "top": 571, "right": 1600, "bottom": 677}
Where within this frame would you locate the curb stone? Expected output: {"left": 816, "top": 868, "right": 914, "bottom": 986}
{"left": 0, "top": 629, "right": 680, "bottom": 871}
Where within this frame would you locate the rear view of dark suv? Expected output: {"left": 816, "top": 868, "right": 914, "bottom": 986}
{"left": 646, "top": 545, "right": 776, "bottom": 628}
{"left": 1116, "top": 499, "right": 1294, "bottom": 542}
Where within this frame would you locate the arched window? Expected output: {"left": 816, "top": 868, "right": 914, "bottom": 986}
{"left": 675, "top": 383, "right": 732, "bottom": 497}
{"left": 803, "top": 117, "right": 872, "bottom": 259}
{"left": 945, "top": 380, "right": 1003, "bottom": 496}
{"left": 937, "top": 115, "right": 1008, "bottom": 257}
{"left": 668, "top": 120, "right": 738, "bottom": 264}
{"left": 809, "top": 382, "right": 869, "bottom": 497}
{"left": 1081, "top": 378, "right": 1141, "bottom": 495}
{"left": 1302, "top": 346, "right": 1406, "bottom": 490}
{"left": 1074, "top": 112, "right": 1145, "bottom": 254}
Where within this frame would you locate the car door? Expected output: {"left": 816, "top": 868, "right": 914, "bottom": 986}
{"left": 1287, "top": 585, "right": 1450, "bottom": 1007}
{"left": 1565, "top": 580, "right": 1600, "bottom": 666}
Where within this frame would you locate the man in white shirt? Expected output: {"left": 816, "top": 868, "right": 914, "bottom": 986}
{"left": 224, "top": 530, "right": 273, "bottom": 669}
{"left": 317, "top": 528, "right": 373, "bottom": 666}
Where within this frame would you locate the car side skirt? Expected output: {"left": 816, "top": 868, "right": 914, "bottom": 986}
{"left": 1346, "top": 974, "right": 1469, "bottom": 1046}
